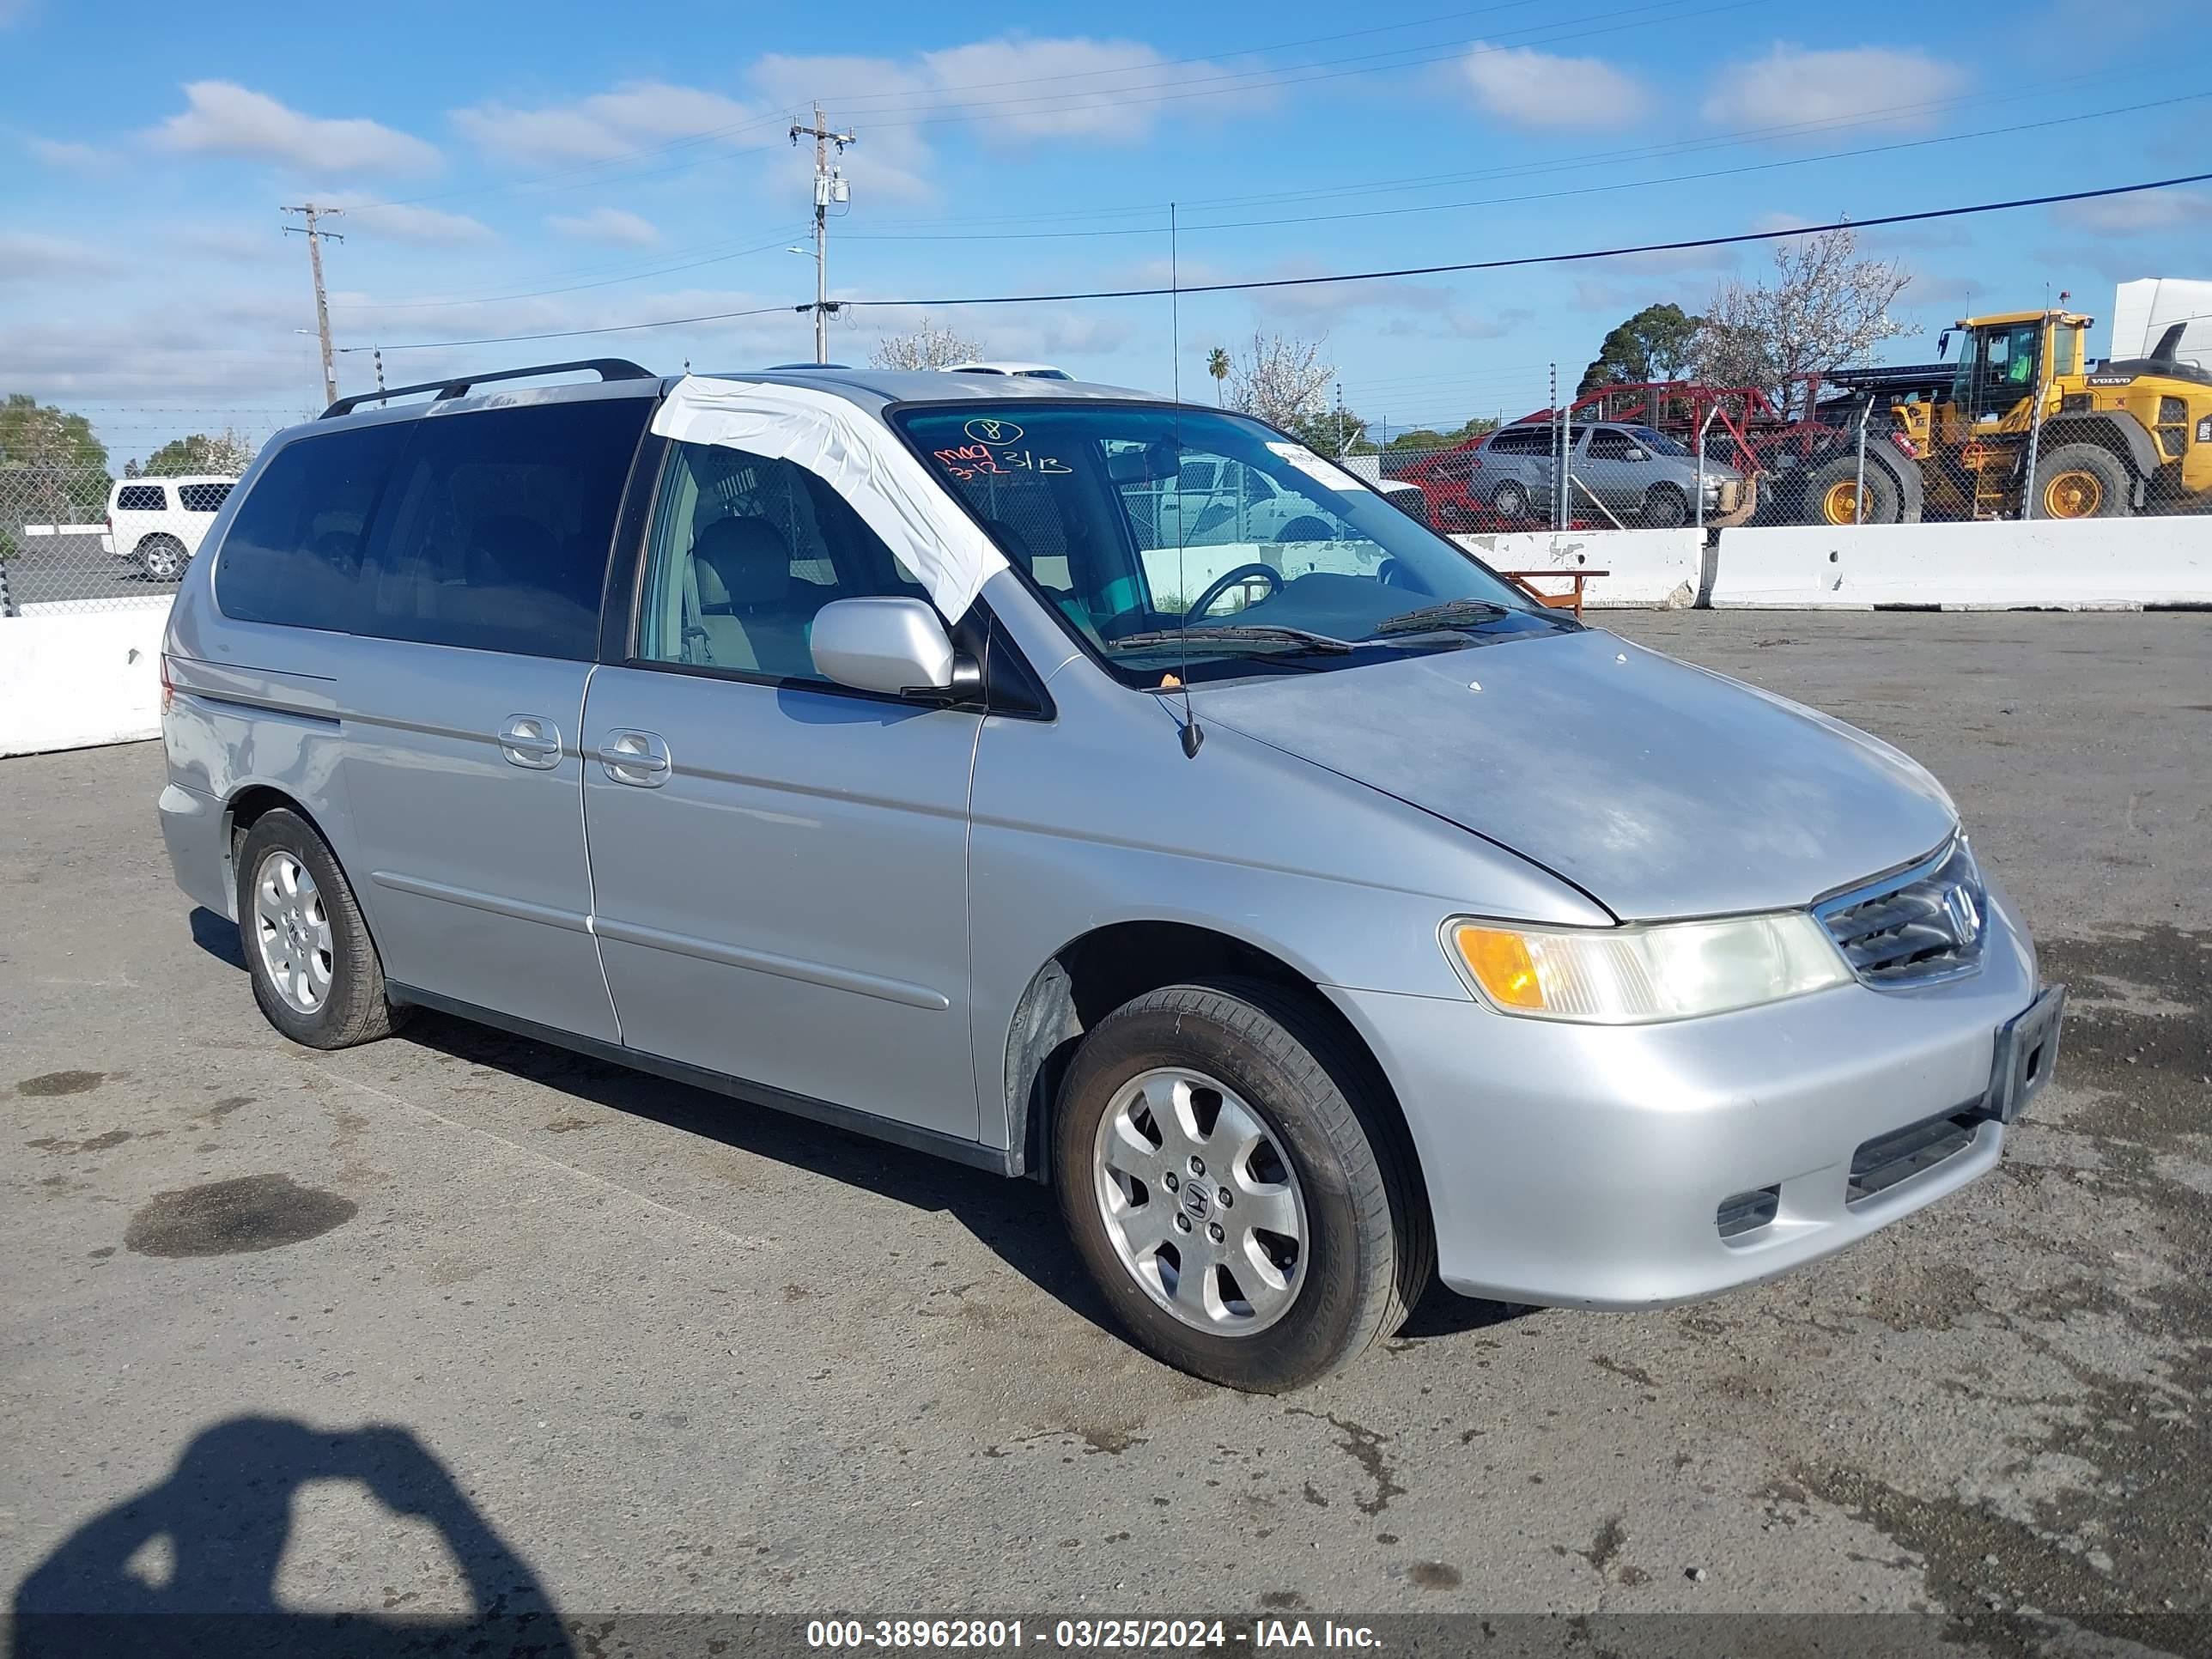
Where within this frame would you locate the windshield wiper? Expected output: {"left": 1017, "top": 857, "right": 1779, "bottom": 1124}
{"left": 1110, "top": 623, "right": 1355, "bottom": 654}
{"left": 1366, "top": 599, "right": 1512, "bottom": 636}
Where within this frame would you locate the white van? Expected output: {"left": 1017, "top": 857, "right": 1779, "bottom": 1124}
{"left": 107, "top": 476, "right": 237, "bottom": 581}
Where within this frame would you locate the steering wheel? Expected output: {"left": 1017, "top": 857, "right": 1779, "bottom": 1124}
{"left": 1184, "top": 562, "right": 1284, "bottom": 621}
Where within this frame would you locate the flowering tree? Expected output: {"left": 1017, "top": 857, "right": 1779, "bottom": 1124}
{"left": 1224, "top": 332, "right": 1334, "bottom": 431}
{"left": 1690, "top": 228, "right": 1911, "bottom": 414}
{"left": 868, "top": 319, "right": 985, "bottom": 371}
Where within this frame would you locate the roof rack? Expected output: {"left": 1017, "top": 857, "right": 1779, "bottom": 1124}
{"left": 320, "top": 359, "right": 656, "bottom": 420}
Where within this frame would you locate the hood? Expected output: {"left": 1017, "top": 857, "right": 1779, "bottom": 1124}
{"left": 1194, "top": 629, "right": 1956, "bottom": 921}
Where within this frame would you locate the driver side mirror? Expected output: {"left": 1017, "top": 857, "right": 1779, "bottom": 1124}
{"left": 811, "top": 598, "right": 979, "bottom": 700}
{"left": 1624, "top": 447, "right": 1648, "bottom": 462}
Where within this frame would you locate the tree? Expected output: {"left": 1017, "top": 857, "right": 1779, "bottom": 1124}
{"left": 0, "top": 393, "right": 112, "bottom": 541}
{"left": 1290, "top": 407, "right": 1370, "bottom": 459}
{"left": 142, "top": 431, "right": 257, "bottom": 477}
{"left": 1689, "top": 228, "right": 1911, "bottom": 413}
{"left": 1223, "top": 332, "right": 1334, "bottom": 431}
{"left": 1577, "top": 303, "right": 1703, "bottom": 397}
{"left": 1205, "top": 346, "right": 1231, "bottom": 405}
{"left": 868, "top": 319, "right": 985, "bottom": 372}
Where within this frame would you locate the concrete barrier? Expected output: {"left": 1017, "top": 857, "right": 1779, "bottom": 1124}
{"left": 1452, "top": 530, "right": 1702, "bottom": 608}
{"left": 0, "top": 600, "right": 173, "bottom": 757}
{"left": 1711, "top": 518, "right": 2212, "bottom": 610}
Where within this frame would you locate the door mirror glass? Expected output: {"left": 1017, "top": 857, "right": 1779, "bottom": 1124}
{"left": 811, "top": 598, "right": 957, "bottom": 696}
{"left": 1624, "top": 447, "right": 1648, "bottom": 462}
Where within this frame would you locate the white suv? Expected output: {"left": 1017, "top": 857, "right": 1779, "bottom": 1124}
{"left": 107, "top": 476, "right": 237, "bottom": 581}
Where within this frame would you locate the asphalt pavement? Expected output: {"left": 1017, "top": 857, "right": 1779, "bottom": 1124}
{"left": 1, "top": 533, "right": 165, "bottom": 611}
{"left": 1, "top": 611, "right": 2205, "bottom": 1652}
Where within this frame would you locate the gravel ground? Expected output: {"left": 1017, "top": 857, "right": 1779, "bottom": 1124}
{"left": 1, "top": 610, "right": 2205, "bottom": 1655}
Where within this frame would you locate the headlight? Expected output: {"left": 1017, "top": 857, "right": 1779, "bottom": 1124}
{"left": 1446, "top": 912, "right": 1850, "bottom": 1024}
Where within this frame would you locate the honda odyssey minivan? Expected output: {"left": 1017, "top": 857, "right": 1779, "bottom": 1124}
{"left": 156, "top": 361, "right": 2063, "bottom": 1392}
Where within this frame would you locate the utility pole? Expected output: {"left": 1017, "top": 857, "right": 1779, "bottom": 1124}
{"left": 789, "top": 105, "right": 854, "bottom": 365}
{"left": 283, "top": 204, "right": 343, "bottom": 406}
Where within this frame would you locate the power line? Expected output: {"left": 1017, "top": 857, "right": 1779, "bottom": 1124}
{"left": 347, "top": 171, "right": 2212, "bottom": 354}
{"left": 842, "top": 93, "right": 2212, "bottom": 242}
{"left": 822, "top": 173, "right": 2212, "bottom": 309}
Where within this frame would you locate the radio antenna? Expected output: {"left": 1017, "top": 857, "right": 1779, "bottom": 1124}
{"left": 1170, "top": 201, "right": 1202, "bottom": 758}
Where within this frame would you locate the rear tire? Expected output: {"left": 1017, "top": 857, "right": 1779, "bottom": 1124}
{"left": 138, "top": 535, "right": 185, "bottom": 581}
{"left": 1491, "top": 480, "right": 1530, "bottom": 521}
{"left": 2031, "top": 443, "right": 2131, "bottom": 520}
{"left": 235, "top": 809, "right": 408, "bottom": 1049}
{"left": 1054, "top": 979, "right": 1427, "bottom": 1392}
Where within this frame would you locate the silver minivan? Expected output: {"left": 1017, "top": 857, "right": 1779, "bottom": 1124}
{"left": 157, "top": 362, "right": 2063, "bottom": 1392}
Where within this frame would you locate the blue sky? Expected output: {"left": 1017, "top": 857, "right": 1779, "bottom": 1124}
{"left": 2, "top": 0, "right": 2204, "bottom": 463}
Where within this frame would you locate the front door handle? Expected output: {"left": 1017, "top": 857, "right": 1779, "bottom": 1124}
{"left": 498, "top": 714, "right": 563, "bottom": 770}
{"left": 597, "top": 729, "right": 672, "bottom": 787}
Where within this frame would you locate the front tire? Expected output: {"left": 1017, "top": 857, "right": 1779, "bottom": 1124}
{"left": 1054, "top": 980, "right": 1426, "bottom": 1392}
{"left": 235, "top": 809, "right": 408, "bottom": 1049}
{"left": 1642, "top": 483, "right": 1689, "bottom": 527}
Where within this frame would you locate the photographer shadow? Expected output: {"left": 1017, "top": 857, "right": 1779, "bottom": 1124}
{"left": 11, "top": 1415, "right": 568, "bottom": 1659}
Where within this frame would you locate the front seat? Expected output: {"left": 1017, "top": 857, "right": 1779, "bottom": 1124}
{"left": 691, "top": 517, "right": 811, "bottom": 679}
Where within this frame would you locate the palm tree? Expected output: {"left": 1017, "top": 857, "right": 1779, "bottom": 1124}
{"left": 1206, "top": 346, "right": 1231, "bottom": 405}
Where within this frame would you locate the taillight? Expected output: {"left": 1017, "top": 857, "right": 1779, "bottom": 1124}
{"left": 159, "top": 653, "right": 174, "bottom": 715}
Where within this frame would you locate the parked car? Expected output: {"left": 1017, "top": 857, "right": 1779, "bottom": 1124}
{"left": 944, "top": 362, "right": 1073, "bottom": 380}
{"left": 108, "top": 475, "right": 238, "bottom": 581}
{"left": 1399, "top": 422, "right": 1746, "bottom": 530}
{"left": 157, "top": 361, "right": 2062, "bottom": 1393}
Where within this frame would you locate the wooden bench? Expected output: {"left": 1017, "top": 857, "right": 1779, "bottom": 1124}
{"left": 1498, "top": 568, "right": 1609, "bottom": 619}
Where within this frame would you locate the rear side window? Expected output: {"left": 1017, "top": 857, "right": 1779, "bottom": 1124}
{"left": 361, "top": 398, "right": 647, "bottom": 661}
{"left": 215, "top": 425, "right": 409, "bottom": 631}
{"left": 1485, "top": 428, "right": 1547, "bottom": 456}
{"left": 178, "top": 482, "right": 234, "bottom": 513}
{"left": 116, "top": 484, "right": 166, "bottom": 512}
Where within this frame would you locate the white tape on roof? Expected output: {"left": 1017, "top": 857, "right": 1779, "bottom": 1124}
{"left": 649, "top": 375, "right": 1009, "bottom": 623}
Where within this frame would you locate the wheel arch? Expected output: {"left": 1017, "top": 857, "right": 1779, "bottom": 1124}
{"left": 2040, "top": 412, "right": 2158, "bottom": 483}
{"left": 1000, "top": 921, "right": 1429, "bottom": 1226}
{"left": 223, "top": 787, "right": 342, "bottom": 913}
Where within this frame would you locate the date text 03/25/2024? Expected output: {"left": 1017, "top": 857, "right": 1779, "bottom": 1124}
{"left": 805, "top": 1618, "right": 1383, "bottom": 1650}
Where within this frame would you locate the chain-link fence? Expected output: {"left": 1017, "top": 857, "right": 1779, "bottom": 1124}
{"left": 0, "top": 464, "right": 216, "bottom": 616}
{"left": 1339, "top": 348, "right": 2212, "bottom": 536}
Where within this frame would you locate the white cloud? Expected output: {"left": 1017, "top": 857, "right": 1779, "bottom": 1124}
{"left": 2053, "top": 188, "right": 2212, "bottom": 235}
{"left": 1459, "top": 42, "right": 1651, "bottom": 130}
{"left": 0, "top": 232, "right": 120, "bottom": 285}
{"left": 151, "top": 82, "right": 441, "bottom": 175}
{"left": 453, "top": 82, "right": 756, "bottom": 165}
{"left": 548, "top": 207, "right": 662, "bottom": 247}
{"left": 1703, "top": 46, "right": 1961, "bottom": 131}
{"left": 339, "top": 203, "right": 495, "bottom": 245}
{"left": 915, "top": 37, "right": 1269, "bottom": 140}
{"left": 28, "top": 137, "right": 115, "bottom": 172}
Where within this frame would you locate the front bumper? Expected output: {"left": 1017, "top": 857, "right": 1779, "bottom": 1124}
{"left": 1327, "top": 888, "right": 2046, "bottom": 1309}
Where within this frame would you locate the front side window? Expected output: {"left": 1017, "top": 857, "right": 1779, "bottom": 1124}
{"left": 899, "top": 403, "right": 1561, "bottom": 685}
{"left": 1626, "top": 425, "right": 1691, "bottom": 459}
{"left": 1585, "top": 428, "right": 1638, "bottom": 460}
{"left": 360, "top": 398, "right": 647, "bottom": 661}
{"left": 633, "top": 440, "right": 930, "bottom": 682}
{"left": 115, "top": 484, "right": 167, "bottom": 513}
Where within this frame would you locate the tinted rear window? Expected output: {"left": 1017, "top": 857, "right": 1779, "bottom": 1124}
{"left": 358, "top": 398, "right": 647, "bottom": 660}
{"left": 215, "top": 425, "right": 408, "bottom": 631}
{"left": 1485, "top": 428, "right": 1547, "bottom": 456}
{"left": 178, "top": 482, "right": 234, "bottom": 513}
{"left": 115, "top": 484, "right": 166, "bottom": 512}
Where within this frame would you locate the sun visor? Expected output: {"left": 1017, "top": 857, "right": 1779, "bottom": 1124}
{"left": 649, "top": 375, "right": 1009, "bottom": 623}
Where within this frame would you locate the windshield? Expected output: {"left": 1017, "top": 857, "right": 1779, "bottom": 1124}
{"left": 1626, "top": 425, "right": 1691, "bottom": 458}
{"left": 897, "top": 403, "right": 1560, "bottom": 684}
{"left": 1953, "top": 323, "right": 2041, "bottom": 413}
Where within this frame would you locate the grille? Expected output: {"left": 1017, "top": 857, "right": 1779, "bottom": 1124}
{"left": 1848, "top": 1109, "right": 1982, "bottom": 1204}
{"left": 1816, "top": 838, "right": 1988, "bottom": 988}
